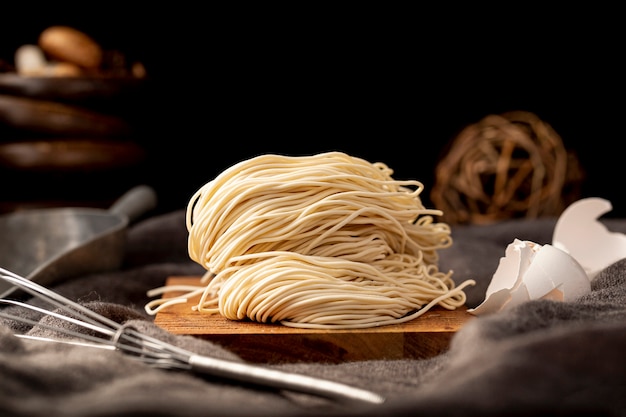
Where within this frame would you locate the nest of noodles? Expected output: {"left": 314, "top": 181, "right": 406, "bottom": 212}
{"left": 430, "top": 110, "right": 584, "bottom": 225}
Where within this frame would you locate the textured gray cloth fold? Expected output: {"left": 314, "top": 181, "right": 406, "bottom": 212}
{"left": 1, "top": 210, "right": 625, "bottom": 416}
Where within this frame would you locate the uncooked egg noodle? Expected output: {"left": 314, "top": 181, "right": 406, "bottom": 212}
{"left": 145, "top": 152, "right": 475, "bottom": 329}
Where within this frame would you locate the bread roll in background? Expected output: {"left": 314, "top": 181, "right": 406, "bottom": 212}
{"left": 38, "top": 25, "right": 103, "bottom": 69}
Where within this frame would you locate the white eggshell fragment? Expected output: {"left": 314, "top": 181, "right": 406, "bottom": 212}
{"left": 552, "top": 198, "right": 626, "bottom": 280}
{"left": 469, "top": 197, "right": 626, "bottom": 316}
{"left": 468, "top": 239, "right": 590, "bottom": 316}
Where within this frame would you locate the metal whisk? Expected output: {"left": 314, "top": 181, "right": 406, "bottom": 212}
{"left": 0, "top": 267, "right": 385, "bottom": 405}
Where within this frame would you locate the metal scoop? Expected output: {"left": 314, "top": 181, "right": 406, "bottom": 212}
{"left": 0, "top": 185, "right": 157, "bottom": 298}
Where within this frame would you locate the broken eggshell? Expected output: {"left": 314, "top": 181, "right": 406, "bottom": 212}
{"left": 552, "top": 197, "right": 626, "bottom": 280}
{"left": 468, "top": 197, "right": 626, "bottom": 316}
{"left": 467, "top": 239, "right": 590, "bottom": 315}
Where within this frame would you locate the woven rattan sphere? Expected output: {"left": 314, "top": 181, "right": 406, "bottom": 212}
{"left": 430, "top": 111, "right": 583, "bottom": 225}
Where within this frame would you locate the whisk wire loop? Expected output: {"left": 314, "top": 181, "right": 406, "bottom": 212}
{"left": 0, "top": 268, "right": 122, "bottom": 332}
{"left": 0, "top": 299, "right": 118, "bottom": 347}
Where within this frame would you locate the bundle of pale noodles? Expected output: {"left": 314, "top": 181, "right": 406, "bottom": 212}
{"left": 145, "top": 152, "right": 475, "bottom": 329}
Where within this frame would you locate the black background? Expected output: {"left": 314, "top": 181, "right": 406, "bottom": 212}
{"left": 1, "top": 5, "right": 624, "bottom": 217}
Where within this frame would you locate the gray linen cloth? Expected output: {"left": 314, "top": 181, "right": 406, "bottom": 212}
{"left": 1, "top": 211, "right": 625, "bottom": 416}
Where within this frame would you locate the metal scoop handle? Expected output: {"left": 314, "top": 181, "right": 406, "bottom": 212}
{"left": 108, "top": 185, "right": 157, "bottom": 222}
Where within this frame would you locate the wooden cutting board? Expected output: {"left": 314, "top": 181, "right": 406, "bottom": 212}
{"left": 154, "top": 276, "right": 475, "bottom": 364}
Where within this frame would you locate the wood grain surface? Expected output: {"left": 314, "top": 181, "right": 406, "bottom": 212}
{"left": 154, "top": 276, "right": 475, "bottom": 364}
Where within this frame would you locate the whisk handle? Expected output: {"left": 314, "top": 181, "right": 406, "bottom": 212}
{"left": 187, "top": 354, "right": 385, "bottom": 405}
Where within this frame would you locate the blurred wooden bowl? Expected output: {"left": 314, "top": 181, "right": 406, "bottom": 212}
{"left": 0, "top": 73, "right": 147, "bottom": 102}
{"left": 0, "top": 139, "right": 145, "bottom": 171}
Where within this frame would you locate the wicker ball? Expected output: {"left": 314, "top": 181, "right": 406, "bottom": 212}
{"left": 430, "top": 111, "right": 583, "bottom": 225}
